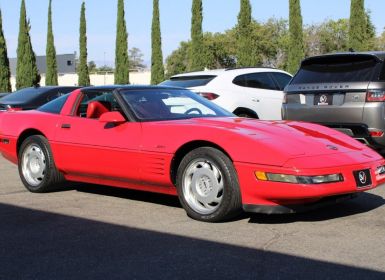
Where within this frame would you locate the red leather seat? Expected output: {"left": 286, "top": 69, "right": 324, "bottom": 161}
{"left": 86, "top": 101, "right": 111, "bottom": 119}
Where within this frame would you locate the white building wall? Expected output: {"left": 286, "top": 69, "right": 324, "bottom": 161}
{"left": 10, "top": 71, "right": 151, "bottom": 91}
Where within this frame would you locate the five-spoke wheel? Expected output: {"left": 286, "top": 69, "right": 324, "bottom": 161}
{"left": 18, "top": 135, "right": 64, "bottom": 193}
{"left": 177, "top": 147, "right": 241, "bottom": 222}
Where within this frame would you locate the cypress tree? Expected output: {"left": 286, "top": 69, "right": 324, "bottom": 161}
{"left": 349, "top": 0, "right": 367, "bottom": 51}
{"left": 151, "top": 0, "right": 164, "bottom": 84}
{"left": 16, "top": 0, "right": 40, "bottom": 89}
{"left": 236, "top": 0, "right": 254, "bottom": 67}
{"left": 189, "top": 0, "right": 205, "bottom": 71}
{"left": 287, "top": 0, "right": 305, "bottom": 74}
{"left": 0, "top": 9, "right": 11, "bottom": 92}
{"left": 45, "top": 0, "right": 58, "bottom": 86}
{"left": 115, "top": 0, "right": 129, "bottom": 84}
{"left": 78, "top": 1, "right": 90, "bottom": 86}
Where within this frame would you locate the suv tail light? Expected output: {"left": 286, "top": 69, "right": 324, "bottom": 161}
{"left": 366, "top": 90, "right": 385, "bottom": 102}
{"left": 197, "top": 92, "right": 219, "bottom": 100}
{"left": 369, "top": 130, "right": 384, "bottom": 137}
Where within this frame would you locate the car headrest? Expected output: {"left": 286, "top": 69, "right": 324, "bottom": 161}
{"left": 86, "top": 101, "right": 111, "bottom": 119}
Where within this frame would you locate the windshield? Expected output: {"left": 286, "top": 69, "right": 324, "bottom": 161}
{"left": 159, "top": 75, "right": 216, "bottom": 88}
{"left": 0, "top": 87, "right": 48, "bottom": 102}
{"left": 120, "top": 88, "right": 233, "bottom": 121}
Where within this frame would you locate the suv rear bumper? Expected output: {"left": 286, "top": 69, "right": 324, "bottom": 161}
{"left": 317, "top": 123, "right": 385, "bottom": 150}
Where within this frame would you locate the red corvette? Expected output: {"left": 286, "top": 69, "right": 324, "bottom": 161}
{"left": 0, "top": 86, "right": 384, "bottom": 222}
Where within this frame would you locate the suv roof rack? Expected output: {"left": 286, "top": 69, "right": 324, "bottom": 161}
{"left": 225, "top": 66, "right": 278, "bottom": 71}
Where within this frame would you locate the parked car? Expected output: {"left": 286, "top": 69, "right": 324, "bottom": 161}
{"left": 160, "top": 68, "right": 292, "bottom": 120}
{"left": 0, "top": 86, "right": 80, "bottom": 111}
{"left": 282, "top": 51, "right": 385, "bottom": 154}
{"left": 0, "top": 92, "right": 10, "bottom": 99}
{"left": 0, "top": 85, "right": 384, "bottom": 222}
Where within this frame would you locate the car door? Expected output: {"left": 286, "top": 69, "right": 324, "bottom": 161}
{"left": 52, "top": 90, "right": 142, "bottom": 183}
{"left": 233, "top": 72, "right": 284, "bottom": 120}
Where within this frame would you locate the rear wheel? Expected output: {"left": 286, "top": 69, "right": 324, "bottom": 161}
{"left": 176, "top": 147, "right": 241, "bottom": 222}
{"left": 18, "top": 135, "right": 65, "bottom": 193}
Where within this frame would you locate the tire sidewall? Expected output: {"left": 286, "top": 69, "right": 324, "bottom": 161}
{"left": 18, "top": 135, "right": 53, "bottom": 193}
{"left": 176, "top": 147, "right": 240, "bottom": 222}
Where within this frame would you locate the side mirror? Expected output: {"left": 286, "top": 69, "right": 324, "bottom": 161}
{"left": 99, "top": 111, "right": 126, "bottom": 124}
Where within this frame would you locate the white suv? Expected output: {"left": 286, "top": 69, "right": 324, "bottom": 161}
{"left": 160, "top": 68, "right": 292, "bottom": 120}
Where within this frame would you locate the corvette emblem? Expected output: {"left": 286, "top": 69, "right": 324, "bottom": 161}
{"left": 319, "top": 95, "right": 328, "bottom": 103}
{"left": 358, "top": 171, "right": 367, "bottom": 184}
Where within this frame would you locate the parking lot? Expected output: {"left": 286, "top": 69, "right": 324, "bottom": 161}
{"left": 1, "top": 156, "right": 385, "bottom": 279}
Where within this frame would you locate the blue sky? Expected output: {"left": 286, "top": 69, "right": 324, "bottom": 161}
{"left": 0, "top": 0, "right": 384, "bottom": 66}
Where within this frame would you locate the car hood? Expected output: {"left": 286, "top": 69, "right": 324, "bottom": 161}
{"left": 142, "top": 117, "right": 378, "bottom": 167}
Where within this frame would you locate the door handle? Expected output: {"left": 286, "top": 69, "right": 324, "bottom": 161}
{"left": 61, "top": 124, "right": 71, "bottom": 129}
{"left": 252, "top": 98, "right": 259, "bottom": 102}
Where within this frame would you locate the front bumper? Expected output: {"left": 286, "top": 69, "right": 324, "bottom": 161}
{"left": 235, "top": 156, "right": 385, "bottom": 211}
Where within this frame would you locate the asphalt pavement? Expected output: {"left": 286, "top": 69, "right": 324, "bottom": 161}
{"left": 1, "top": 156, "right": 385, "bottom": 280}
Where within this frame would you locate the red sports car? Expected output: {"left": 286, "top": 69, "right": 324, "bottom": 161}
{"left": 0, "top": 86, "right": 384, "bottom": 222}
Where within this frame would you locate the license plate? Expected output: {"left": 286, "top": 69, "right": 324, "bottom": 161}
{"left": 314, "top": 94, "right": 332, "bottom": 105}
{"left": 353, "top": 169, "right": 372, "bottom": 188}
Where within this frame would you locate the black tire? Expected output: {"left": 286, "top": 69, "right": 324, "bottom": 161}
{"left": 237, "top": 112, "right": 257, "bottom": 119}
{"left": 176, "top": 147, "right": 241, "bottom": 222}
{"left": 18, "top": 135, "right": 65, "bottom": 193}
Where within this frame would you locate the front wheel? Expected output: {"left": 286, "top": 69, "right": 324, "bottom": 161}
{"left": 18, "top": 135, "right": 65, "bottom": 193}
{"left": 176, "top": 147, "right": 241, "bottom": 222}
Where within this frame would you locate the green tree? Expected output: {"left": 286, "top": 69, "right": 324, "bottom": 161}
{"left": 115, "top": 0, "right": 129, "bottom": 84}
{"left": 364, "top": 10, "right": 376, "bottom": 50}
{"left": 236, "top": 0, "right": 255, "bottom": 67}
{"left": 287, "top": 0, "right": 304, "bottom": 74}
{"left": 129, "top": 47, "right": 145, "bottom": 69}
{"left": 349, "top": 0, "right": 366, "bottom": 51}
{"left": 45, "top": 0, "right": 58, "bottom": 86}
{"left": 376, "top": 28, "right": 385, "bottom": 50}
{"left": 16, "top": 0, "right": 40, "bottom": 89}
{"left": 88, "top": 61, "right": 97, "bottom": 73}
{"left": 304, "top": 19, "right": 349, "bottom": 57}
{"left": 189, "top": 0, "right": 205, "bottom": 71}
{"left": 0, "top": 9, "right": 11, "bottom": 92}
{"left": 78, "top": 1, "right": 90, "bottom": 86}
{"left": 151, "top": 0, "right": 164, "bottom": 84}
{"left": 165, "top": 41, "right": 189, "bottom": 78}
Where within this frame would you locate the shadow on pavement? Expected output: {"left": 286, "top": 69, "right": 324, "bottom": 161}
{"left": 73, "top": 183, "right": 181, "bottom": 208}
{"left": 248, "top": 192, "right": 385, "bottom": 224}
{"left": 0, "top": 203, "right": 384, "bottom": 280}
{"left": 72, "top": 183, "right": 385, "bottom": 224}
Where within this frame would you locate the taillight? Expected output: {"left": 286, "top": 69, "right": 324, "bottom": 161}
{"left": 366, "top": 90, "right": 385, "bottom": 102}
{"left": 197, "top": 92, "right": 219, "bottom": 100}
{"left": 7, "top": 107, "right": 22, "bottom": 111}
{"left": 369, "top": 130, "right": 384, "bottom": 137}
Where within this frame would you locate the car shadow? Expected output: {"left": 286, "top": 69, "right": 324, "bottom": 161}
{"left": 70, "top": 183, "right": 385, "bottom": 224}
{"left": 1, "top": 203, "right": 384, "bottom": 280}
{"left": 247, "top": 192, "right": 385, "bottom": 224}
{"left": 72, "top": 182, "right": 182, "bottom": 208}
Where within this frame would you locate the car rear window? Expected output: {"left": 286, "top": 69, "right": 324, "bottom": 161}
{"left": 38, "top": 94, "right": 69, "bottom": 114}
{"left": 159, "top": 75, "right": 216, "bottom": 88}
{"left": 291, "top": 55, "right": 381, "bottom": 84}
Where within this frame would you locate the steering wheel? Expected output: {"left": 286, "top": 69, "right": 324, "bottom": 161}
{"left": 184, "top": 108, "right": 203, "bottom": 115}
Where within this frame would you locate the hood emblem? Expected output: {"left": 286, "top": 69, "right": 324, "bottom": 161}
{"left": 326, "top": 144, "right": 338, "bottom": 150}
{"left": 358, "top": 171, "right": 367, "bottom": 184}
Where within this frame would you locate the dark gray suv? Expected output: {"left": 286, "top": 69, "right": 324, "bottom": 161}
{"left": 282, "top": 51, "right": 385, "bottom": 154}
